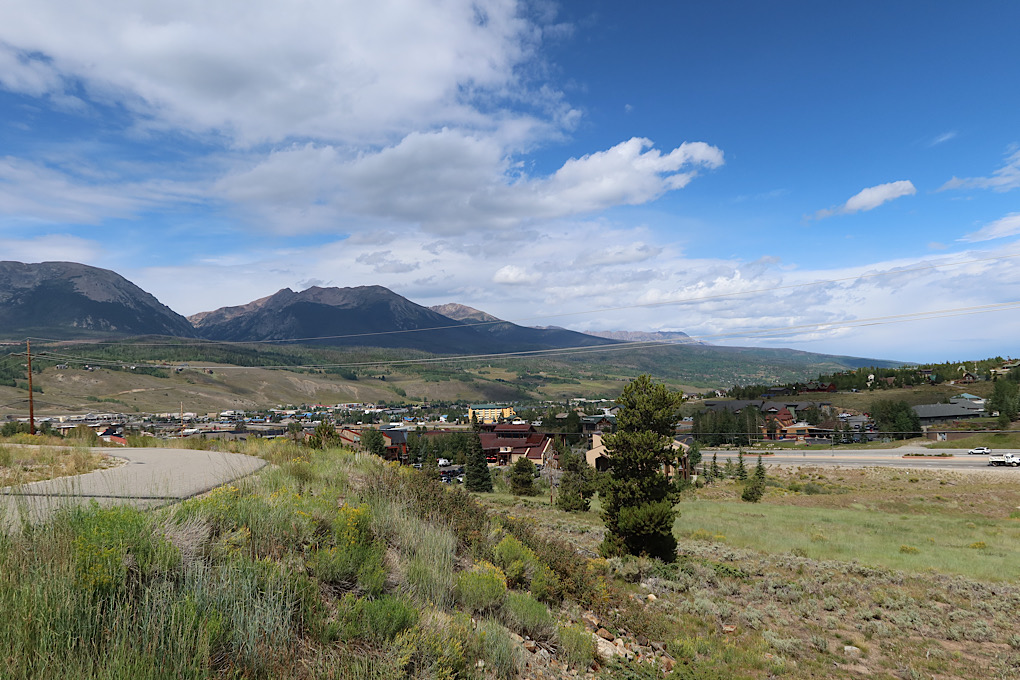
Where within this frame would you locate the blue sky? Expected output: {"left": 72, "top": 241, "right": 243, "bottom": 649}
{"left": 1, "top": 0, "right": 1018, "bottom": 362}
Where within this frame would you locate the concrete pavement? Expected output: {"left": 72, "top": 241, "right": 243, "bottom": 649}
{"left": 0, "top": 447, "right": 267, "bottom": 528}
{"left": 706, "top": 446, "right": 1020, "bottom": 472}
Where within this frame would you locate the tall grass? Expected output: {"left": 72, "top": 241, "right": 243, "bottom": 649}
{"left": 676, "top": 500, "right": 1020, "bottom": 581}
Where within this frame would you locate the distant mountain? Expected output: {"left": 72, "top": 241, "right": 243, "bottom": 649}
{"left": 0, "top": 261, "right": 196, "bottom": 339}
{"left": 193, "top": 288, "right": 619, "bottom": 354}
{"left": 587, "top": 330, "right": 705, "bottom": 345}
{"left": 428, "top": 303, "right": 500, "bottom": 324}
{"left": 428, "top": 302, "right": 621, "bottom": 353}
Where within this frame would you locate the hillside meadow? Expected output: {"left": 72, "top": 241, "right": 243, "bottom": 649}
{"left": 3, "top": 439, "right": 1020, "bottom": 678}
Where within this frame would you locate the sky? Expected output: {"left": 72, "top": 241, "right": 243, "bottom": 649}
{"left": 1, "top": 0, "right": 1019, "bottom": 363}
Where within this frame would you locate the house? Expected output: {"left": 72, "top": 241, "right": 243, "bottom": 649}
{"left": 580, "top": 414, "right": 615, "bottom": 438}
{"left": 478, "top": 423, "right": 552, "bottom": 466}
{"left": 585, "top": 432, "right": 691, "bottom": 478}
{"left": 468, "top": 404, "right": 516, "bottom": 424}
{"left": 912, "top": 403, "right": 985, "bottom": 427}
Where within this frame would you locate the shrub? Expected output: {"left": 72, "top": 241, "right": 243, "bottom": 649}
{"left": 479, "top": 619, "right": 523, "bottom": 679}
{"left": 454, "top": 561, "right": 507, "bottom": 614}
{"left": 66, "top": 503, "right": 179, "bottom": 594}
{"left": 395, "top": 612, "right": 475, "bottom": 679}
{"left": 558, "top": 623, "right": 595, "bottom": 669}
{"left": 503, "top": 591, "right": 555, "bottom": 641}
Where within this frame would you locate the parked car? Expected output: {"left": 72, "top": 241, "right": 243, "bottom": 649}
{"left": 968, "top": 446, "right": 992, "bottom": 455}
{"left": 437, "top": 458, "right": 451, "bottom": 467}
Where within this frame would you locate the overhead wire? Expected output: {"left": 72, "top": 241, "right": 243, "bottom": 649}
{"left": 23, "top": 298, "right": 1020, "bottom": 370}
{"left": 21, "top": 249, "right": 1020, "bottom": 348}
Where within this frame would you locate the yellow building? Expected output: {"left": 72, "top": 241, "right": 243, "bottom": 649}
{"left": 468, "top": 403, "right": 516, "bottom": 424}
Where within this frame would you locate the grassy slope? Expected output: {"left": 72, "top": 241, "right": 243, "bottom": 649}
{"left": 483, "top": 464, "right": 1020, "bottom": 679}
{"left": 4, "top": 439, "right": 1020, "bottom": 678}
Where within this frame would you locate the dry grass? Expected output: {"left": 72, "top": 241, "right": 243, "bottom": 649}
{"left": 0, "top": 443, "right": 116, "bottom": 486}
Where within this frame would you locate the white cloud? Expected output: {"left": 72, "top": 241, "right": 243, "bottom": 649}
{"left": 0, "top": 0, "right": 546, "bottom": 146}
{"left": 928, "top": 131, "right": 957, "bottom": 147}
{"left": 940, "top": 149, "right": 1020, "bottom": 192}
{"left": 812, "top": 180, "right": 916, "bottom": 220}
{"left": 492, "top": 264, "right": 538, "bottom": 285}
{"left": 960, "top": 213, "right": 1020, "bottom": 242}
{"left": 0, "top": 233, "right": 104, "bottom": 262}
{"left": 0, "top": 156, "right": 196, "bottom": 225}
{"left": 212, "top": 133, "right": 723, "bottom": 235}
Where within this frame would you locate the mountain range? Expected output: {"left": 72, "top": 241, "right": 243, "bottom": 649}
{"left": 0, "top": 261, "right": 901, "bottom": 379}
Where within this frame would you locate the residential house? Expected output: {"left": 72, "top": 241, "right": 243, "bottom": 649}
{"left": 478, "top": 423, "right": 552, "bottom": 466}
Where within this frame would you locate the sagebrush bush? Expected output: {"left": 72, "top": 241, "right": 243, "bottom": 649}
{"left": 479, "top": 619, "right": 523, "bottom": 679}
{"left": 503, "top": 591, "right": 555, "bottom": 641}
{"left": 557, "top": 623, "right": 595, "bottom": 669}
{"left": 454, "top": 561, "right": 507, "bottom": 614}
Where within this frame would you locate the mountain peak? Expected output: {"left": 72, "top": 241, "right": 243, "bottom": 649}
{"left": 430, "top": 303, "right": 502, "bottom": 324}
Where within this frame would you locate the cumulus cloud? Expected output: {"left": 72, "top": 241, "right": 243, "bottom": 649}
{"left": 960, "top": 213, "right": 1020, "bottom": 242}
{"left": 213, "top": 133, "right": 723, "bottom": 235}
{"left": 940, "top": 149, "right": 1020, "bottom": 192}
{"left": 0, "top": 0, "right": 550, "bottom": 146}
{"left": 492, "top": 264, "right": 538, "bottom": 285}
{"left": 811, "top": 180, "right": 916, "bottom": 220}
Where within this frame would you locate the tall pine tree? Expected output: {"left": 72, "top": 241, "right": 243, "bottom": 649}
{"left": 600, "top": 375, "right": 683, "bottom": 562}
{"left": 465, "top": 431, "right": 493, "bottom": 492}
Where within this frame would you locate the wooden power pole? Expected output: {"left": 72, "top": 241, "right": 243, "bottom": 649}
{"left": 26, "top": 339, "right": 35, "bottom": 436}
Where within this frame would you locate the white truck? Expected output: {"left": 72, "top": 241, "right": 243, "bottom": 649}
{"left": 988, "top": 453, "right": 1020, "bottom": 467}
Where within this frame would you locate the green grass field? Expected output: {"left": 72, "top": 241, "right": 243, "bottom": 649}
{"left": 676, "top": 500, "right": 1020, "bottom": 581}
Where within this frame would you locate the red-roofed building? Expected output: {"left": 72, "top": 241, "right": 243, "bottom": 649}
{"left": 478, "top": 423, "right": 553, "bottom": 466}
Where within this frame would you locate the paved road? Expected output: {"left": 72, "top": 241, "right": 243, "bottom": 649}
{"left": 706, "top": 447, "right": 1020, "bottom": 472}
{"left": 1, "top": 447, "right": 266, "bottom": 528}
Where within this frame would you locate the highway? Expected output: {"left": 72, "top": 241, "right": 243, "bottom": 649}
{"left": 705, "top": 447, "right": 1019, "bottom": 473}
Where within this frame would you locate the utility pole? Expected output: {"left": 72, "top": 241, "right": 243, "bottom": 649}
{"left": 26, "top": 339, "right": 35, "bottom": 436}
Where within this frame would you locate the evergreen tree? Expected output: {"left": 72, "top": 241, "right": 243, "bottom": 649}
{"left": 556, "top": 445, "right": 594, "bottom": 511}
{"left": 741, "top": 454, "right": 767, "bottom": 503}
{"left": 309, "top": 419, "right": 342, "bottom": 449}
{"left": 509, "top": 457, "right": 537, "bottom": 496}
{"left": 736, "top": 451, "right": 748, "bottom": 480}
{"left": 465, "top": 432, "right": 493, "bottom": 492}
{"left": 711, "top": 452, "right": 720, "bottom": 479}
{"left": 359, "top": 427, "right": 387, "bottom": 457}
{"left": 723, "top": 458, "right": 735, "bottom": 478}
{"left": 599, "top": 374, "right": 683, "bottom": 562}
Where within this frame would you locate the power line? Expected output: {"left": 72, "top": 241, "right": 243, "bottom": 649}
{"left": 22, "top": 250, "right": 1020, "bottom": 348}
{"left": 25, "top": 298, "right": 1020, "bottom": 371}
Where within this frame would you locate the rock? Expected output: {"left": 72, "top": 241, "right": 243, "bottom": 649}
{"left": 582, "top": 612, "right": 600, "bottom": 629}
{"left": 475, "top": 660, "right": 485, "bottom": 669}
{"left": 843, "top": 645, "right": 862, "bottom": 657}
{"left": 536, "top": 649, "right": 552, "bottom": 662}
{"left": 722, "top": 624, "right": 737, "bottom": 634}
{"left": 651, "top": 641, "right": 665, "bottom": 653}
{"left": 596, "top": 628, "right": 614, "bottom": 641}
{"left": 636, "top": 634, "right": 649, "bottom": 647}
{"left": 524, "top": 640, "right": 538, "bottom": 653}
{"left": 595, "top": 635, "right": 621, "bottom": 659}
{"left": 645, "top": 593, "right": 657, "bottom": 602}
{"left": 662, "top": 657, "right": 675, "bottom": 672}
{"left": 509, "top": 632, "right": 524, "bottom": 643}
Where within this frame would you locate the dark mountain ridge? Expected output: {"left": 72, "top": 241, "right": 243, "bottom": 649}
{"left": 0, "top": 261, "right": 196, "bottom": 339}
{"left": 191, "top": 287, "right": 619, "bottom": 354}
